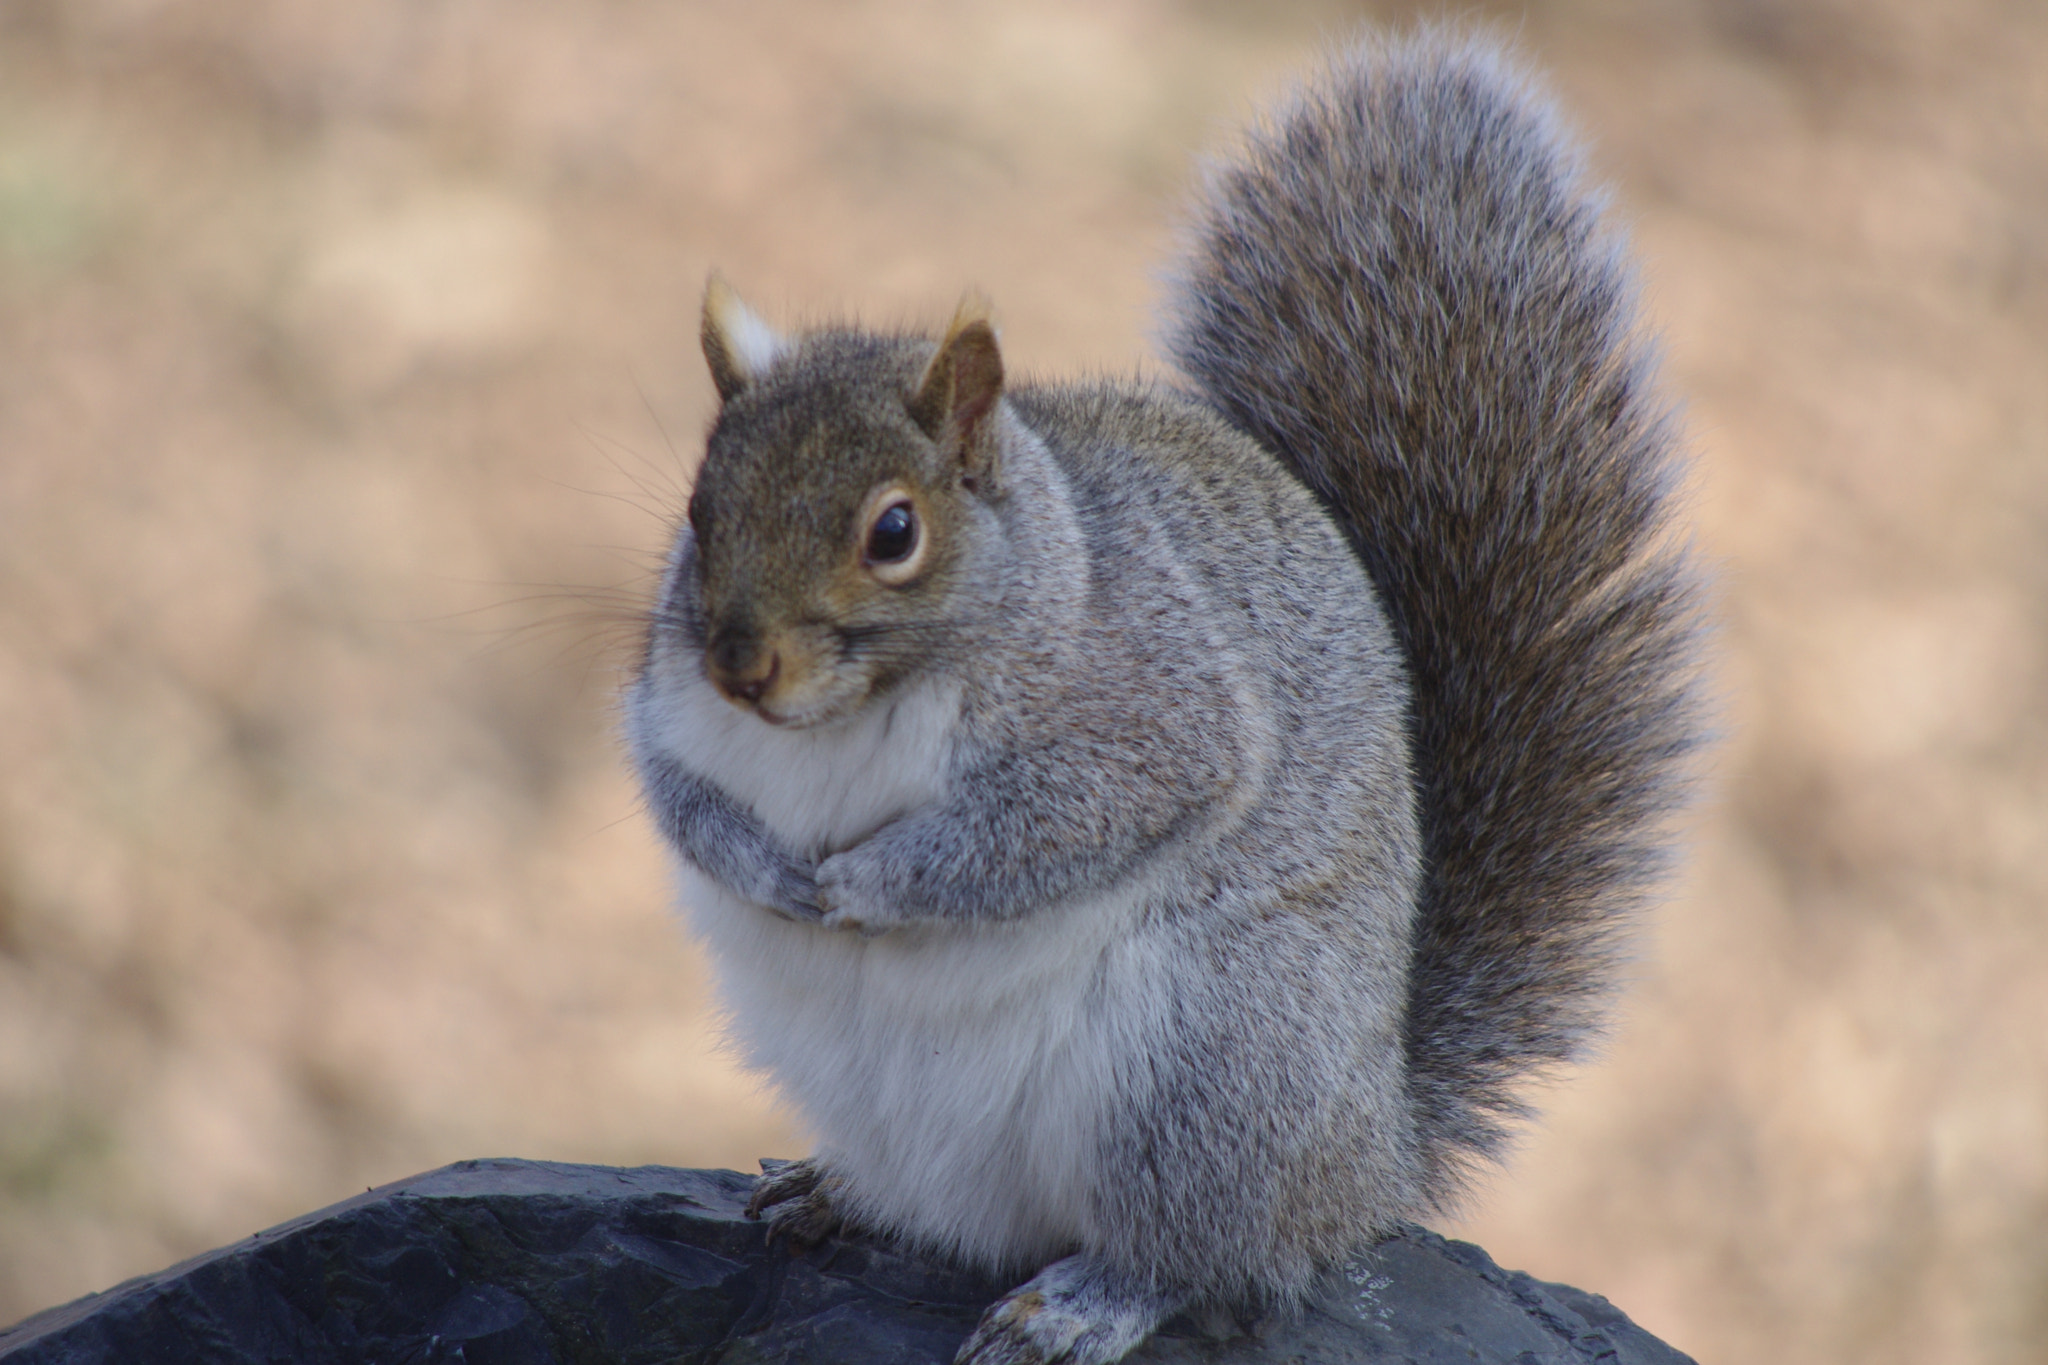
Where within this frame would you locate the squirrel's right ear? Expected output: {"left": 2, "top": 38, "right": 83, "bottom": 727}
{"left": 701, "top": 273, "right": 788, "bottom": 402}
{"left": 910, "top": 293, "right": 1005, "bottom": 489}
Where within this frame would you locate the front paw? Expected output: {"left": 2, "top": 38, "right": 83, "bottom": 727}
{"left": 762, "top": 862, "right": 825, "bottom": 924}
{"left": 815, "top": 849, "right": 905, "bottom": 935}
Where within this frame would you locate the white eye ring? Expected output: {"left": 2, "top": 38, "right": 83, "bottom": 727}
{"left": 860, "top": 486, "right": 927, "bottom": 585}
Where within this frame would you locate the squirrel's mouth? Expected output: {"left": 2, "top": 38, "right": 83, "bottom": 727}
{"left": 701, "top": 625, "right": 866, "bottom": 731}
{"left": 745, "top": 690, "right": 859, "bottom": 732}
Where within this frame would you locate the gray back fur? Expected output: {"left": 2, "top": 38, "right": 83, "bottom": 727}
{"left": 1163, "top": 31, "right": 1707, "bottom": 1209}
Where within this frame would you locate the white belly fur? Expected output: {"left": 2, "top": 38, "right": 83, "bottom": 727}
{"left": 645, "top": 668, "right": 1166, "bottom": 1269}
{"left": 688, "top": 868, "right": 1163, "bottom": 1272}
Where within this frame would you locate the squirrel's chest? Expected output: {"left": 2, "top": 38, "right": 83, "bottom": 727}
{"left": 644, "top": 669, "right": 963, "bottom": 855}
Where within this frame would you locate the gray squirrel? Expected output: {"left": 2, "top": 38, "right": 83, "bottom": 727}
{"left": 626, "top": 29, "right": 1702, "bottom": 1365}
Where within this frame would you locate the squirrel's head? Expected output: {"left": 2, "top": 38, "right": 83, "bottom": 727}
{"left": 678, "top": 276, "right": 1006, "bottom": 729}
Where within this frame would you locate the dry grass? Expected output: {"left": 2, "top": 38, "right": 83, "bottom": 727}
{"left": 1, "top": 1, "right": 2043, "bottom": 1360}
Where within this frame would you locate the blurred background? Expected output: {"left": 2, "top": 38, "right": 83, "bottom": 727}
{"left": 0, "top": 0, "right": 2043, "bottom": 1360}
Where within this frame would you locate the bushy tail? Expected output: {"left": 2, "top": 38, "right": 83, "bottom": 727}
{"left": 1164, "top": 31, "right": 1705, "bottom": 1210}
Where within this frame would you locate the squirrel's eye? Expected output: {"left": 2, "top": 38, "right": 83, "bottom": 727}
{"left": 859, "top": 488, "right": 927, "bottom": 586}
{"left": 866, "top": 500, "right": 918, "bottom": 564}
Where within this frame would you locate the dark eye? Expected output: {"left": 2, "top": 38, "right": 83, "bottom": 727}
{"left": 866, "top": 500, "right": 918, "bottom": 564}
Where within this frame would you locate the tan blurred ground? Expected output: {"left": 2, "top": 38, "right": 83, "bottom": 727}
{"left": 0, "top": 0, "right": 2043, "bottom": 1360}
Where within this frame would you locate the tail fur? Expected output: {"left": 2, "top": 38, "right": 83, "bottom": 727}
{"left": 1163, "top": 31, "right": 1705, "bottom": 1210}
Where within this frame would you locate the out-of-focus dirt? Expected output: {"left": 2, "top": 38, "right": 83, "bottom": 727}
{"left": 0, "top": 1, "right": 2042, "bottom": 1361}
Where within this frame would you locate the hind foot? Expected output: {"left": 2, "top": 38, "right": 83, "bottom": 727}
{"left": 956, "top": 1254, "right": 1183, "bottom": 1365}
{"left": 745, "top": 1156, "right": 848, "bottom": 1252}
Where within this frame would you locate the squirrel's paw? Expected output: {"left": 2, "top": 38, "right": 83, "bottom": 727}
{"left": 956, "top": 1255, "right": 1182, "bottom": 1365}
{"left": 745, "top": 1157, "right": 847, "bottom": 1251}
{"left": 815, "top": 849, "right": 905, "bottom": 936}
{"left": 758, "top": 863, "right": 825, "bottom": 925}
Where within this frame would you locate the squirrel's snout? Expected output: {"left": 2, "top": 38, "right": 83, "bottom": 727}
{"left": 727, "top": 658, "right": 777, "bottom": 705}
{"left": 707, "top": 635, "right": 781, "bottom": 707}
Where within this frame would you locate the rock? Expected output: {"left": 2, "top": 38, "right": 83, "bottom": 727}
{"left": 0, "top": 1159, "right": 1693, "bottom": 1364}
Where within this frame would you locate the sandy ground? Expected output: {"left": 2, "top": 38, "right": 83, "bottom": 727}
{"left": 0, "top": 1, "right": 2043, "bottom": 1361}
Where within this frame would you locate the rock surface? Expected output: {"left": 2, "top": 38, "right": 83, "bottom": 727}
{"left": 0, "top": 1159, "right": 1693, "bottom": 1364}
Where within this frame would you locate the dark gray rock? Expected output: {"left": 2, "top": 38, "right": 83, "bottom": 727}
{"left": 0, "top": 1159, "right": 1694, "bottom": 1364}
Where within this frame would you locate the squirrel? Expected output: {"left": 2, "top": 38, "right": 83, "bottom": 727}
{"left": 626, "top": 28, "right": 1702, "bottom": 1365}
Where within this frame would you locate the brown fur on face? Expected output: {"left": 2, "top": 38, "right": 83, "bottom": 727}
{"left": 688, "top": 297, "right": 1005, "bottom": 728}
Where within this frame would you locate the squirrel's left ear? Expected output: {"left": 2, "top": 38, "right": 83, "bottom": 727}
{"left": 910, "top": 292, "right": 1005, "bottom": 490}
{"left": 701, "top": 272, "right": 788, "bottom": 402}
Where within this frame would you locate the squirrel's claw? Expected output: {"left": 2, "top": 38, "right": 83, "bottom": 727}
{"left": 746, "top": 1157, "right": 845, "bottom": 1251}
{"left": 761, "top": 865, "right": 824, "bottom": 924}
{"left": 815, "top": 853, "right": 901, "bottom": 935}
{"left": 955, "top": 1294, "right": 1069, "bottom": 1365}
{"left": 955, "top": 1256, "right": 1180, "bottom": 1365}
{"left": 767, "top": 896, "right": 825, "bottom": 926}
{"left": 819, "top": 906, "right": 893, "bottom": 938}
{"left": 745, "top": 1155, "right": 821, "bottom": 1217}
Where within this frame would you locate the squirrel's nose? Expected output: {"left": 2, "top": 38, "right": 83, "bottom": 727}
{"left": 710, "top": 650, "right": 780, "bottom": 706}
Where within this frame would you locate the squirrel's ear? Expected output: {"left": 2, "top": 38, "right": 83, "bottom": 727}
{"left": 701, "top": 272, "right": 787, "bottom": 402}
{"left": 909, "top": 292, "right": 1005, "bottom": 487}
